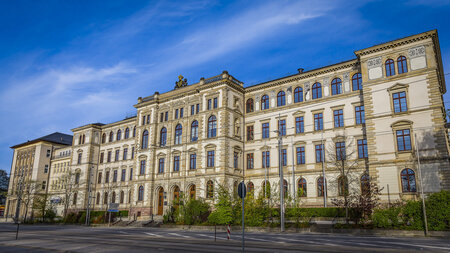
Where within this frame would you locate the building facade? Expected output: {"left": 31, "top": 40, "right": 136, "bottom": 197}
{"left": 5, "top": 30, "right": 450, "bottom": 221}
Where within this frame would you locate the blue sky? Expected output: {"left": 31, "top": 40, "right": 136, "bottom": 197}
{"left": 1, "top": 0, "right": 450, "bottom": 173}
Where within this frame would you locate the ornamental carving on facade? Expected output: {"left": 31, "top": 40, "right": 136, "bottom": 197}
{"left": 174, "top": 75, "right": 188, "bottom": 89}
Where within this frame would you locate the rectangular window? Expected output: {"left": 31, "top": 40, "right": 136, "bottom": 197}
{"left": 140, "top": 160, "right": 146, "bottom": 175}
{"left": 355, "top": 106, "right": 365, "bottom": 125}
{"left": 100, "top": 152, "right": 104, "bottom": 163}
{"left": 98, "top": 173, "right": 102, "bottom": 184}
{"left": 234, "top": 152, "right": 239, "bottom": 169}
{"left": 315, "top": 144, "right": 324, "bottom": 163}
{"left": 175, "top": 109, "right": 179, "bottom": 119}
{"left": 46, "top": 150, "right": 51, "bottom": 157}
{"left": 247, "top": 126, "right": 254, "bottom": 141}
{"left": 121, "top": 169, "right": 126, "bottom": 181}
{"left": 158, "top": 158, "right": 165, "bottom": 173}
{"left": 207, "top": 151, "right": 215, "bottom": 167}
{"left": 173, "top": 156, "right": 180, "bottom": 172}
{"left": 393, "top": 91, "right": 407, "bottom": 113}
{"left": 208, "top": 99, "right": 212, "bottom": 110}
{"left": 165, "top": 111, "right": 168, "bottom": 121}
{"left": 123, "top": 148, "right": 128, "bottom": 160}
{"left": 296, "top": 147, "right": 305, "bottom": 164}
{"left": 180, "top": 108, "right": 184, "bottom": 118}
{"left": 278, "top": 120, "right": 286, "bottom": 136}
{"left": 77, "top": 153, "right": 82, "bottom": 164}
{"left": 262, "top": 151, "right": 270, "bottom": 168}
{"left": 44, "top": 165, "right": 49, "bottom": 173}
{"left": 129, "top": 168, "right": 133, "bottom": 181}
{"left": 107, "top": 151, "right": 111, "bottom": 162}
{"left": 396, "top": 129, "right": 412, "bottom": 151}
{"left": 42, "top": 181, "right": 46, "bottom": 190}
{"left": 142, "top": 115, "right": 146, "bottom": 125}
{"left": 115, "top": 149, "right": 120, "bottom": 161}
{"left": 213, "top": 97, "right": 218, "bottom": 108}
{"left": 295, "top": 116, "right": 304, "bottom": 134}
{"left": 147, "top": 114, "right": 150, "bottom": 124}
{"left": 190, "top": 154, "right": 196, "bottom": 170}
{"left": 281, "top": 149, "right": 287, "bottom": 166}
{"left": 160, "top": 113, "right": 164, "bottom": 122}
{"left": 357, "top": 139, "right": 368, "bottom": 158}
{"left": 314, "top": 113, "right": 323, "bottom": 131}
{"left": 262, "top": 123, "right": 270, "bottom": 139}
{"left": 196, "top": 103, "right": 200, "bottom": 113}
{"left": 105, "top": 171, "right": 110, "bottom": 183}
{"left": 131, "top": 147, "right": 135, "bottom": 159}
{"left": 334, "top": 109, "right": 344, "bottom": 128}
{"left": 336, "top": 141, "right": 346, "bottom": 160}
{"left": 191, "top": 105, "right": 195, "bottom": 115}
{"left": 247, "top": 153, "right": 254, "bottom": 169}
{"left": 113, "top": 170, "right": 118, "bottom": 182}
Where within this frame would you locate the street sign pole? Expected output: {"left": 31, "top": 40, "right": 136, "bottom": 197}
{"left": 238, "top": 181, "right": 246, "bottom": 253}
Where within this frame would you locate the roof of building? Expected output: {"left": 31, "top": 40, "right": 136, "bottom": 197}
{"left": 11, "top": 132, "right": 73, "bottom": 149}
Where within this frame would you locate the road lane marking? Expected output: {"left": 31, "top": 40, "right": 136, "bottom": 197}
{"left": 145, "top": 232, "right": 162, "bottom": 237}
{"left": 167, "top": 232, "right": 191, "bottom": 238}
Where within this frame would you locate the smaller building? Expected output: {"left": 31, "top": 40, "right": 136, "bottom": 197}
{"left": 5, "top": 132, "right": 72, "bottom": 221}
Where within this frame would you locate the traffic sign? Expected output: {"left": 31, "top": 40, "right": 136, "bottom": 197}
{"left": 238, "top": 182, "right": 247, "bottom": 199}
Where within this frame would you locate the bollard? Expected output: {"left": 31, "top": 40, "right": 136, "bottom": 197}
{"left": 227, "top": 224, "right": 231, "bottom": 240}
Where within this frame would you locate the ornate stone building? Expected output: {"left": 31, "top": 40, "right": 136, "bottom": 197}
{"left": 5, "top": 30, "right": 449, "bottom": 220}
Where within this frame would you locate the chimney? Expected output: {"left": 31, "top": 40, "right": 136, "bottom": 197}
{"left": 297, "top": 68, "right": 304, "bottom": 73}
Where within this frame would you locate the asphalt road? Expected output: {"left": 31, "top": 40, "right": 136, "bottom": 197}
{"left": 0, "top": 224, "right": 448, "bottom": 252}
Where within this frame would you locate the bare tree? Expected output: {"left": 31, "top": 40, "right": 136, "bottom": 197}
{"left": 59, "top": 170, "right": 83, "bottom": 218}
{"left": 20, "top": 180, "right": 40, "bottom": 222}
{"left": 327, "top": 134, "right": 360, "bottom": 223}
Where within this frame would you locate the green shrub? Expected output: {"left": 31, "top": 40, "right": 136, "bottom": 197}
{"left": 426, "top": 190, "right": 450, "bottom": 231}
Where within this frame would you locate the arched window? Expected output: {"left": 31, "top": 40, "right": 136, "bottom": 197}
{"left": 397, "top": 56, "right": 408, "bottom": 74}
{"left": 96, "top": 192, "right": 100, "bottom": 205}
{"left": 247, "top": 182, "right": 254, "bottom": 197}
{"left": 206, "top": 180, "right": 214, "bottom": 198}
{"left": 294, "top": 87, "right": 303, "bottom": 103}
{"left": 174, "top": 124, "right": 182, "bottom": 145}
{"left": 277, "top": 91, "right": 286, "bottom": 107}
{"left": 261, "top": 95, "right": 269, "bottom": 110}
{"left": 141, "top": 130, "right": 149, "bottom": 149}
{"left": 208, "top": 115, "right": 217, "bottom": 138}
{"left": 138, "top": 186, "right": 144, "bottom": 201}
{"left": 117, "top": 129, "right": 121, "bottom": 141}
{"left": 331, "top": 78, "right": 342, "bottom": 95}
{"left": 317, "top": 177, "right": 326, "bottom": 197}
{"left": 101, "top": 133, "right": 106, "bottom": 144}
{"left": 133, "top": 126, "right": 136, "bottom": 137}
{"left": 124, "top": 128, "right": 130, "bottom": 139}
{"left": 298, "top": 178, "right": 307, "bottom": 197}
{"left": 191, "top": 121, "right": 198, "bottom": 141}
{"left": 283, "top": 179, "right": 288, "bottom": 198}
{"left": 246, "top": 98, "right": 254, "bottom": 113}
{"left": 73, "top": 192, "right": 77, "bottom": 205}
{"left": 262, "top": 181, "right": 270, "bottom": 198}
{"left": 401, "top": 169, "right": 416, "bottom": 192}
{"left": 338, "top": 176, "right": 348, "bottom": 196}
{"left": 312, "top": 82, "right": 322, "bottom": 99}
{"left": 385, "top": 59, "right": 395, "bottom": 77}
{"left": 111, "top": 192, "right": 116, "bottom": 203}
{"left": 189, "top": 185, "right": 196, "bottom": 200}
{"left": 352, "top": 73, "right": 362, "bottom": 91}
{"left": 360, "top": 174, "right": 370, "bottom": 195}
{"left": 160, "top": 127, "right": 167, "bottom": 147}
{"left": 104, "top": 192, "right": 108, "bottom": 204}
{"left": 109, "top": 131, "right": 113, "bottom": 142}
{"left": 120, "top": 191, "right": 124, "bottom": 204}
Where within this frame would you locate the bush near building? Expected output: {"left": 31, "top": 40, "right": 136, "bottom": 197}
{"left": 372, "top": 191, "right": 449, "bottom": 231}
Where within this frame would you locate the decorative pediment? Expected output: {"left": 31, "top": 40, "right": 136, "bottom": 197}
{"left": 292, "top": 110, "right": 305, "bottom": 116}
{"left": 391, "top": 120, "right": 413, "bottom": 128}
{"left": 204, "top": 143, "right": 216, "bottom": 149}
{"left": 387, "top": 83, "right": 409, "bottom": 91}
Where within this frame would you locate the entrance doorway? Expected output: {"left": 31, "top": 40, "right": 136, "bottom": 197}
{"left": 157, "top": 188, "right": 164, "bottom": 215}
